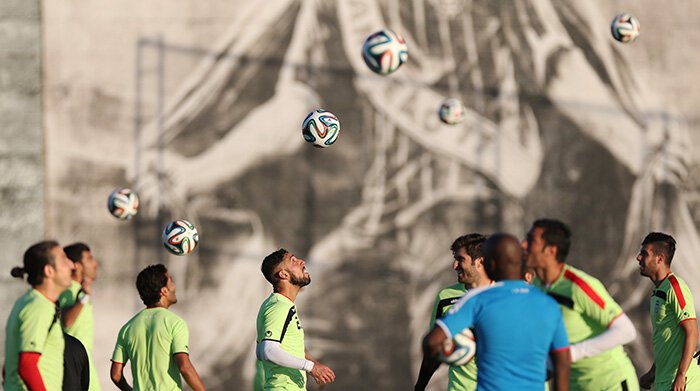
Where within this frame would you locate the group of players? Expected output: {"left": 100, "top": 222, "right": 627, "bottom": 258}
{"left": 2, "top": 217, "right": 698, "bottom": 390}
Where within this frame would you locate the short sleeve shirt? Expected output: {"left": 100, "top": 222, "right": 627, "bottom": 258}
{"left": 256, "top": 293, "right": 306, "bottom": 390}
{"left": 111, "top": 307, "right": 190, "bottom": 391}
{"left": 437, "top": 280, "right": 569, "bottom": 391}
{"left": 534, "top": 265, "right": 635, "bottom": 390}
{"left": 430, "top": 283, "right": 476, "bottom": 391}
{"left": 651, "top": 273, "right": 700, "bottom": 389}
{"left": 4, "top": 289, "right": 65, "bottom": 391}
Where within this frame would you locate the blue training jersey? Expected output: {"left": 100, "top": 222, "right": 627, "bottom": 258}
{"left": 436, "top": 280, "right": 569, "bottom": 391}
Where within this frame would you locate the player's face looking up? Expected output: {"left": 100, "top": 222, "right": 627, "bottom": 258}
{"left": 636, "top": 244, "right": 660, "bottom": 278}
{"left": 80, "top": 250, "right": 98, "bottom": 281}
{"left": 164, "top": 273, "right": 178, "bottom": 305}
{"left": 283, "top": 253, "right": 311, "bottom": 288}
{"left": 452, "top": 247, "right": 481, "bottom": 287}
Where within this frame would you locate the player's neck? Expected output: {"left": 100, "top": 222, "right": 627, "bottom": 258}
{"left": 542, "top": 261, "right": 566, "bottom": 286}
{"left": 275, "top": 285, "right": 300, "bottom": 302}
{"left": 470, "top": 275, "right": 493, "bottom": 289}
{"left": 34, "top": 283, "right": 62, "bottom": 303}
{"left": 652, "top": 269, "right": 672, "bottom": 287}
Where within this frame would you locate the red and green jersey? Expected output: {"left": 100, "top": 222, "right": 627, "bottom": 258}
{"left": 650, "top": 273, "right": 700, "bottom": 389}
{"left": 430, "top": 283, "right": 476, "bottom": 391}
{"left": 4, "top": 289, "right": 64, "bottom": 391}
{"left": 534, "top": 265, "right": 637, "bottom": 390}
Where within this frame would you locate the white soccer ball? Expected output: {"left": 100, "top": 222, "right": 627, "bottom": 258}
{"left": 611, "top": 13, "right": 640, "bottom": 43}
{"left": 438, "top": 98, "right": 466, "bottom": 125}
{"left": 163, "top": 219, "right": 199, "bottom": 256}
{"left": 362, "top": 29, "right": 408, "bottom": 75}
{"left": 107, "top": 188, "right": 139, "bottom": 220}
{"left": 302, "top": 109, "right": 340, "bottom": 148}
{"left": 439, "top": 328, "right": 476, "bottom": 366}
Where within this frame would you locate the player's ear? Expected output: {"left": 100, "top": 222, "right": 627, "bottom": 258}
{"left": 474, "top": 257, "right": 484, "bottom": 268}
{"left": 277, "top": 269, "right": 289, "bottom": 281}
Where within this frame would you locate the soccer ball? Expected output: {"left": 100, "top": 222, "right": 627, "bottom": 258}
{"left": 302, "top": 109, "right": 340, "bottom": 148}
{"left": 107, "top": 188, "right": 139, "bottom": 220}
{"left": 362, "top": 29, "right": 408, "bottom": 75}
{"left": 163, "top": 220, "right": 199, "bottom": 256}
{"left": 438, "top": 98, "right": 466, "bottom": 125}
{"left": 438, "top": 328, "right": 476, "bottom": 366}
{"left": 611, "top": 13, "right": 640, "bottom": 43}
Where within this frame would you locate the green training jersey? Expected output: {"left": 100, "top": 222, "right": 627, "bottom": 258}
{"left": 650, "top": 273, "right": 700, "bottom": 389}
{"left": 59, "top": 280, "right": 99, "bottom": 390}
{"left": 534, "top": 265, "right": 637, "bottom": 391}
{"left": 429, "top": 283, "right": 476, "bottom": 391}
{"left": 256, "top": 293, "right": 307, "bottom": 390}
{"left": 4, "top": 289, "right": 64, "bottom": 391}
{"left": 111, "top": 307, "right": 190, "bottom": 391}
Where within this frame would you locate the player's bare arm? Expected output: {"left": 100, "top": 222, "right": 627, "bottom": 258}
{"left": 550, "top": 348, "right": 571, "bottom": 391}
{"left": 175, "top": 352, "right": 206, "bottom": 391}
{"left": 110, "top": 361, "right": 132, "bottom": 391}
{"left": 673, "top": 319, "right": 699, "bottom": 391}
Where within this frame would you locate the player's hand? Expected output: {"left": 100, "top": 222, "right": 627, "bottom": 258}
{"left": 639, "top": 369, "right": 654, "bottom": 390}
{"left": 81, "top": 278, "right": 93, "bottom": 295}
{"left": 310, "top": 363, "right": 335, "bottom": 385}
{"left": 672, "top": 373, "right": 686, "bottom": 391}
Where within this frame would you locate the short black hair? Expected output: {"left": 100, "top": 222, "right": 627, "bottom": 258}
{"left": 64, "top": 242, "right": 91, "bottom": 263}
{"left": 642, "top": 232, "right": 677, "bottom": 265}
{"left": 136, "top": 264, "right": 169, "bottom": 306}
{"left": 532, "top": 219, "right": 572, "bottom": 262}
{"left": 11, "top": 240, "right": 60, "bottom": 287}
{"left": 450, "top": 234, "right": 486, "bottom": 260}
{"left": 261, "top": 249, "right": 288, "bottom": 286}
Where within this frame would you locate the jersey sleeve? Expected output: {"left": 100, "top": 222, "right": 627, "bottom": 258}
{"left": 261, "top": 303, "right": 297, "bottom": 343}
{"left": 58, "top": 287, "right": 76, "bottom": 309}
{"left": 436, "top": 295, "right": 476, "bottom": 339}
{"left": 550, "top": 311, "right": 570, "bottom": 352}
{"left": 668, "top": 276, "right": 696, "bottom": 324}
{"left": 429, "top": 291, "right": 442, "bottom": 328}
{"left": 111, "top": 328, "right": 128, "bottom": 363}
{"left": 171, "top": 317, "right": 190, "bottom": 354}
{"left": 18, "top": 302, "right": 56, "bottom": 353}
{"left": 571, "top": 276, "right": 622, "bottom": 328}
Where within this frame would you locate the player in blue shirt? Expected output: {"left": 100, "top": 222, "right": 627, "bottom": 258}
{"left": 423, "top": 233, "right": 571, "bottom": 391}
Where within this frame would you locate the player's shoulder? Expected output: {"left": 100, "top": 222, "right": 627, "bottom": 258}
{"left": 665, "top": 273, "right": 694, "bottom": 303}
{"left": 19, "top": 289, "right": 54, "bottom": 317}
{"left": 261, "top": 293, "right": 295, "bottom": 315}
{"left": 564, "top": 264, "right": 616, "bottom": 308}
{"left": 437, "top": 283, "right": 467, "bottom": 299}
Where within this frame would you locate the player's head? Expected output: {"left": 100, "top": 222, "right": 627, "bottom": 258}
{"left": 525, "top": 219, "right": 571, "bottom": 267}
{"left": 637, "top": 232, "right": 676, "bottom": 277}
{"left": 11, "top": 240, "right": 74, "bottom": 289}
{"left": 136, "top": 264, "right": 177, "bottom": 307}
{"left": 482, "top": 233, "right": 524, "bottom": 281}
{"left": 64, "top": 242, "right": 98, "bottom": 282}
{"left": 261, "top": 249, "right": 310, "bottom": 290}
{"left": 450, "top": 233, "right": 487, "bottom": 287}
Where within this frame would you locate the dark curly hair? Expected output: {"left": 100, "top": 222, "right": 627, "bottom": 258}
{"left": 136, "top": 264, "right": 169, "bottom": 306}
{"left": 261, "top": 249, "right": 288, "bottom": 287}
{"left": 450, "top": 234, "right": 486, "bottom": 260}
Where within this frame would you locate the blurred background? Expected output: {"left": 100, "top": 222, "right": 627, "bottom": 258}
{"left": 2, "top": 0, "right": 700, "bottom": 389}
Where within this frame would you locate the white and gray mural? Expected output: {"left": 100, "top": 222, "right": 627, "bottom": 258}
{"left": 31, "top": 0, "right": 700, "bottom": 389}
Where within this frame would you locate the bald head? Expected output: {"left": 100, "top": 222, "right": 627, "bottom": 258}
{"left": 483, "top": 233, "right": 525, "bottom": 281}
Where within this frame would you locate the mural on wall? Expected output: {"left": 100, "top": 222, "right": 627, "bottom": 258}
{"left": 42, "top": 0, "right": 700, "bottom": 389}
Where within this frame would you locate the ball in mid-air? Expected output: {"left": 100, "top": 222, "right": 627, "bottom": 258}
{"left": 611, "top": 13, "right": 640, "bottom": 43}
{"left": 362, "top": 29, "right": 408, "bottom": 75}
{"left": 107, "top": 188, "right": 139, "bottom": 220}
{"left": 163, "top": 219, "right": 199, "bottom": 256}
{"left": 302, "top": 109, "right": 340, "bottom": 148}
{"left": 438, "top": 98, "right": 466, "bottom": 125}
{"left": 438, "top": 328, "right": 476, "bottom": 366}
